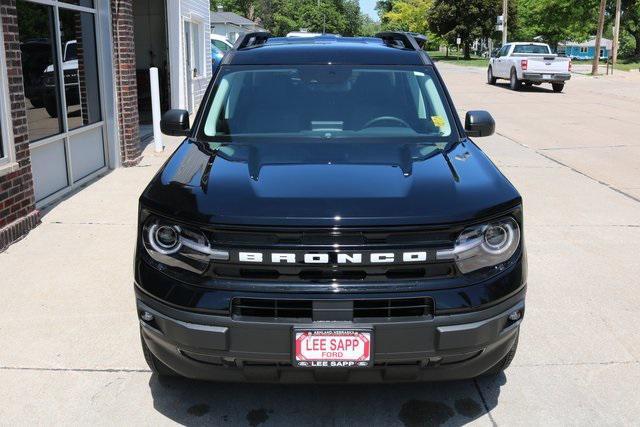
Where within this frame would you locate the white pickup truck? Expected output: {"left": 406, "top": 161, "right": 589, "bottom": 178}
{"left": 487, "top": 42, "right": 571, "bottom": 92}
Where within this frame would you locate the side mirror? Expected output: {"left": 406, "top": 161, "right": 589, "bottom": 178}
{"left": 465, "top": 110, "right": 495, "bottom": 138}
{"left": 491, "top": 49, "right": 499, "bottom": 58}
{"left": 160, "top": 109, "right": 190, "bottom": 136}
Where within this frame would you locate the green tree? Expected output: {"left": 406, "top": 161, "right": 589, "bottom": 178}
{"left": 360, "top": 13, "right": 382, "bottom": 36}
{"left": 427, "top": 0, "right": 506, "bottom": 59}
{"left": 619, "top": 0, "right": 640, "bottom": 57}
{"left": 513, "top": 0, "right": 600, "bottom": 49}
{"left": 383, "top": 0, "right": 432, "bottom": 34}
{"left": 213, "top": 0, "right": 362, "bottom": 36}
{"left": 269, "top": 0, "right": 362, "bottom": 36}
{"left": 376, "top": 0, "right": 395, "bottom": 23}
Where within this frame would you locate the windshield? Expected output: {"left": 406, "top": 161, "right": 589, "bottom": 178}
{"left": 512, "top": 44, "right": 550, "bottom": 54}
{"left": 212, "top": 39, "right": 231, "bottom": 51}
{"left": 198, "top": 65, "right": 457, "bottom": 143}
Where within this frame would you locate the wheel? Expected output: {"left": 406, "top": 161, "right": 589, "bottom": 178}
{"left": 552, "top": 83, "right": 564, "bottom": 93}
{"left": 44, "top": 98, "right": 58, "bottom": 118}
{"left": 509, "top": 69, "right": 521, "bottom": 91}
{"left": 140, "top": 329, "right": 179, "bottom": 377}
{"left": 482, "top": 332, "right": 519, "bottom": 376}
{"left": 487, "top": 66, "right": 497, "bottom": 85}
{"left": 28, "top": 95, "right": 44, "bottom": 108}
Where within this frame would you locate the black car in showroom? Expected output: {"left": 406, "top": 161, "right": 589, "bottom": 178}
{"left": 135, "top": 32, "right": 526, "bottom": 382}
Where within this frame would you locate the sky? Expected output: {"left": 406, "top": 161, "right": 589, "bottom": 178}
{"left": 360, "top": 0, "right": 379, "bottom": 21}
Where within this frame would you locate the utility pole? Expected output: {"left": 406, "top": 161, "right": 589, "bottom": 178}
{"left": 612, "top": 0, "right": 622, "bottom": 66}
{"left": 592, "top": 0, "right": 607, "bottom": 75}
{"left": 502, "top": 0, "right": 508, "bottom": 45}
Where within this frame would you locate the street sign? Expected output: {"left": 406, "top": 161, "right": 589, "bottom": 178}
{"left": 456, "top": 37, "right": 461, "bottom": 46}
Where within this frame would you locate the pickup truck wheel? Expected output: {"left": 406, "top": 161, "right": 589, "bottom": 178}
{"left": 487, "top": 67, "right": 497, "bottom": 85}
{"left": 481, "top": 332, "right": 519, "bottom": 377}
{"left": 140, "top": 330, "right": 179, "bottom": 377}
{"left": 509, "top": 69, "right": 521, "bottom": 91}
{"left": 44, "top": 98, "right": 59, "bottom": 118}
{"left": 552, "top": 83, "right": 564, "bottom": 93}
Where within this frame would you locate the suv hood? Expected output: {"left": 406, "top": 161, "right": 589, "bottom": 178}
{"left": 141, "top": 139, "right": 521, "bottom": 227}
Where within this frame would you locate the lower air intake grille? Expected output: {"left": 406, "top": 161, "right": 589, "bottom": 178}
{"left": 232, "top": 298, "right": 313, "bottom": 319}
{"left": 353, "top": 298, "right": 434, "bottom": 319}
{"left": 231, "top": 297, "right": 434, "bottom": 320}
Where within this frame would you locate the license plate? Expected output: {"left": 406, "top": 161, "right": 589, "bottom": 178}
{"left": 294, "top": 330, "right": 372, "bottom": 368}
{"left": 543, "top": 74, "right": 551, "bottom": 79}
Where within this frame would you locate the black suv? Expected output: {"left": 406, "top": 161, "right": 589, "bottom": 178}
{"left": 135, "top": 32, "right": 526, "bottom": 382}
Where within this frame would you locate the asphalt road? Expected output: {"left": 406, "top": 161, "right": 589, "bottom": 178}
{"left": 1, "top": 63, "right": 639, "bottom": 426}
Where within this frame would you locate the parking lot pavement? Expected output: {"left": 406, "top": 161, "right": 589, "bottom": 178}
{"left": 1, "top": 64, "right": 640, "bottom": 425}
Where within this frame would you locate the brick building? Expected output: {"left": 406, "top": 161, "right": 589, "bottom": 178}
{"left": 0, "top": 0, "right": 211, "bottom": 250}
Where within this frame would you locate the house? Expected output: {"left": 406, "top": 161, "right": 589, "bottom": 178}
{"left": 0, "top": 0, "right": 211, "bottom": 250}
{"left": 560, "top": 37, "right": 612, "bottom": 60}
{"left": 210, "top": 6, "right": 265, "bottom": 43}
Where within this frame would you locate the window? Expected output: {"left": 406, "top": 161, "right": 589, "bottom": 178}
{"left": 512, "top": 44, "right": 551, "bottom": 54}
{"left": 17, "top": 1, "right": 63, "bottom": 142}
{"left": 498, "top": 45, "right": 510, "bottom": 57}
{"left": 16, "top": 0, "right": 102, "bottom": 141}
{"left": 187, "top": 21, "right": 204, "bottom": 78}
{"left": 212, "top": 39, "right": 230, "bottom": 52}
{"left": 580, "top": 47, "right": 588, "bottom": 53}
{"left": 200, "top": 66, "right": 456, "bottom": 143}
{"left": 58, "top": 7, "right": 102, "bottom": 130}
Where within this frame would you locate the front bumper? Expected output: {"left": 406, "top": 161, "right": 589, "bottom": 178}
{"left": 522, "top": 72, "right": 571, "bottom": 82}
{"left": 137, "top": 287, "right": 525, "bottom": 383}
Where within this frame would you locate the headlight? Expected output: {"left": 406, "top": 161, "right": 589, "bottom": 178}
{"left": 438, "top": 217, "right": 521, "bottom": 274}
{"left": 142, "top": 217, "right": 228, "bottom": 274}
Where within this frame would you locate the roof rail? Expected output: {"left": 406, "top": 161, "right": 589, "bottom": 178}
{"left": 406, "top": 32, "right": 428, "bottom": 49}
{"left": 375, "top": 31, "right": 425, "bottom": 50}
{"left": 234, "top": 32, "right": 271, "bottom": 50}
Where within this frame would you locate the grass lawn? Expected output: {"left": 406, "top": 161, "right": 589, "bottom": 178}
{"left": 426, "top": 51, "right": 489, "bottom": 68}
{"left": 571, "top": 58, "right": 640, "bottom": 72}
{"left": 613, "top": 59, "right": 640, "bottom": 72}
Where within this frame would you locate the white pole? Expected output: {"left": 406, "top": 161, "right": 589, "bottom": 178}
{"left": 150, "top": 67, "right": 163, "bottom": 153}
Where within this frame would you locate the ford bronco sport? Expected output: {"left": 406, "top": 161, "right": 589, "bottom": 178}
{"left": 135, "top": 32, "right": 526, "bottom": 382}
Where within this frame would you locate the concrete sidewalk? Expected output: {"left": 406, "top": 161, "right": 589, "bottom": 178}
{"left": 1, "top": 64, "right": 640, "bottom": 425}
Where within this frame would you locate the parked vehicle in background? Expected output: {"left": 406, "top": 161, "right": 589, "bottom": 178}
{"left": 43, "top": 40, "right": 78, "bottom": 117}
{"left": 20, "top": 39, "right": 51, "bottom": 108}
{"left": 487, "top": 42, "right": 571, "bottom": 93}
{"left": 211, "top": 34, "right": 233, "bottom": 71}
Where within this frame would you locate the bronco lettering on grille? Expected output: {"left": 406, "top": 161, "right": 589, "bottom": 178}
{"left": 237, "top": 251, "right": 429, "bottom": 264}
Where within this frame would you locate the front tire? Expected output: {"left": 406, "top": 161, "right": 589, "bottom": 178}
{"left": 552, "top": 83, "right": 564, "bottom": 93}
{"left": 44, "top": 98, "right": 59, "bottom": 118}
{"left": 509, "top": 69, "right": 521, "bottom": 91}
{"left": 140, "top": 329, "right": 179, "bottom": 377}
{"left": 482, "top": 332, "right": 519, "bottom": 376}
{"left": 487, "top": 66, "right": 497, "bottom": 85}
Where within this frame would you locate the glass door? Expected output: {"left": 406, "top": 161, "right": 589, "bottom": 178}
{"left": 16, "top": 0, "right": 107, "bottom": 204}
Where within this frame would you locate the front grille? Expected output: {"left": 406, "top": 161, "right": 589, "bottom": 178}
{"left": 205, "top": 225, "right": 461, "bottom": 282}
{"left": 353, "top": 298, "right": 434, "bottom": 318}
{"left": 232, "top": 298, "right": 313, "bottom": 319}
{"left": 231, "top": 297, "right": 434, "bottom": 320}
